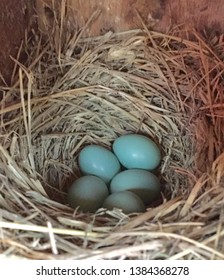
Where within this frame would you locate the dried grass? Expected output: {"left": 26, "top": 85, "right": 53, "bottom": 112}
{"left": 0, "top": 17, "right": 224, "bottom": 259}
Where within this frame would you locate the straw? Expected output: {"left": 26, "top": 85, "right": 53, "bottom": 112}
{"left": 0, "top": 15, "right": 224, "bottom": 259}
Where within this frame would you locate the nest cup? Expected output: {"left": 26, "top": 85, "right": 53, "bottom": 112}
{"left": 0, "top": 25, "right": 224, "bottom": 259}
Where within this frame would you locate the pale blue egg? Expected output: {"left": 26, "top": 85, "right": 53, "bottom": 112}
{"left": 113, "top": 134, "right": 161, "bottom": 170}
{"left": 102, "top": 191, "right": 145, "bottom": 214}
{"left": 110, "top": 169, "right": 160, "bottom": 205}
{"left": 67, "top": 175, "right": 109, "bottom": 212}
{"left": 78, "top": 145, "right": 121, "bottom": 184}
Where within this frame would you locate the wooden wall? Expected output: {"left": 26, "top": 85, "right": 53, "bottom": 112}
{"left": 0, "top": 0, "right": 32, "bottom": 86}
{"left": 36, "top": 0, "right": 224, "bottom": 36}
{"left": 1, "top": 0, "right": 224, "bottom": 84}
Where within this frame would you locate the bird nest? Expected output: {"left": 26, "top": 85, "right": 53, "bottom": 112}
{"left": 0, "top": 24, "right": 224, "bottom": 259}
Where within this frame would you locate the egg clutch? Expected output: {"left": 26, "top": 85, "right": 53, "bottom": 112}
{"left": 67, "top": 134, "right": 161, "bottom": 214}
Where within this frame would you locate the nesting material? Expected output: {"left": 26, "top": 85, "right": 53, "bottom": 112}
{"left": 0, "top": 25, "right": 224, "bottom": 260}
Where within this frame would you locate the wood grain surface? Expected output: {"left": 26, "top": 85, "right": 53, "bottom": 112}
{"left": 35, "top": 0, "right": 224, "bottom": 36}
{"left": 0, "top": 0, "right": 32, "bottom": 86}
{"left": 1, "top": 0, "right": 224, "bottom": 85}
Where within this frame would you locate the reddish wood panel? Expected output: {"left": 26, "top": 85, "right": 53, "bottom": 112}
{"left": 1, "top": 0, "right": 224, "bottom": 85}
{"left": 158, "top": 0, "right": 224, "bottom": 34}
{"left": 66, "top": 0, "right": 163, "bottom": 35}
{"left": 35, "top": 0, "right": 224, "bottom": 36}
{"left": 36, "top": 0, "right": 164, "bottom": 35}
{"left": 0, "top": 0, "right": 32, "bottom": 85}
